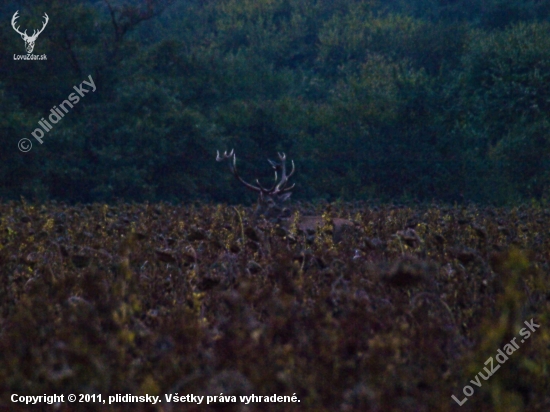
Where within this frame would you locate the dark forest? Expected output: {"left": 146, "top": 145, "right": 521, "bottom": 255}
{"left": 2, "top": 0, "right": 550, "bottom": 205}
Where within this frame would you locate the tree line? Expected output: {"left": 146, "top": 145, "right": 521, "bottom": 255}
{"left": 1, "top": 0, "right": 549, "bottom": 205}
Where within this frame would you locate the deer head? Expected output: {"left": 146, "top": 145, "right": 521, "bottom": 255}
{"left": 12, "top": 11, "right": 49, "bottom": 54}
{"left": 216, "top": 149, "right": 295, "bottom": 219}
{"left": 216, "top": 149, "right": 356, "bottom": 242}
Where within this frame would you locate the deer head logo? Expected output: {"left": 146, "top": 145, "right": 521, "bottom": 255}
{"left": 11, "top": 11, "right": 49, "bottom": 54}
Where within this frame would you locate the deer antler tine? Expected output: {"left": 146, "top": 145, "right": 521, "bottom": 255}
{"left": 216, "top": 149, "right": 235, "bottom": 161}
{"left": 11, "top": 11, "right": 26, "bottom": 36}
{"left": 287, "top": 160, "right": 295, "bottom": 179}
{"left": 33, "top": 13, "right": 48, "bottom": 37}
{"left": 218, "top": 149, "right": 263, "bottom": 192}
{"left": 274, "top": 152, "right": 292, "bottom": 191}
{"left": 231, "top": 151, "right": 238, "bottom": 171}
{"left": 255, "top": 179, "right": 269, "bottom": 192}
{"left": 255, "top": 169, "right": 279, "bottom": 192}
{"left": 281, "top": 183, "right": 295, "bottom": 193}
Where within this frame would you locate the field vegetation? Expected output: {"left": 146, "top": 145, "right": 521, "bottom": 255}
{"left": 0, "top": 200, "right": 549, "bottom": 411}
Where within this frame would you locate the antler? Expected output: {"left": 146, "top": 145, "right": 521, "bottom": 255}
{"left": 268, "top": 152, "right": 295, "bottom": 192}
{"left": 30, "top": 13, "right": 49, "bottom": 40}
{"left": 216, "top": 150, "right": 295, "bottom": 197}
{"left": 11, "top": 11, "right": 48, "bottom": 40}
{"left": 216, "top": 149, "right": 263, "bottom": 193}
{"left": 11, "top": 11, "right": 25, "bottom": 37}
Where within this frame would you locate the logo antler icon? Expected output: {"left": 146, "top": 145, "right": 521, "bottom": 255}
{"left": 11, "top": 11, "right": 49, "bottom": 54}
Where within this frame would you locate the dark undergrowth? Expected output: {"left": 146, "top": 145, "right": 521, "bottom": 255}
{"left": 0, "top": 200, "right": 549, "bottom": 411}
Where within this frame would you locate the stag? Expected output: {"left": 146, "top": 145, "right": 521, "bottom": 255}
{"left": 12, "top": 11, "right": 49, "bottom": 54}
{"left": 216, "top": 150, "right": 354, "bottom": 242}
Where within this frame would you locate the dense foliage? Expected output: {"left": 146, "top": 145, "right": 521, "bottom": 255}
{"left": 1, "top": 0, "right": 550, "bottom": 205}
{"left": 0, "top": 200, "right": 549, "bottom": 410}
